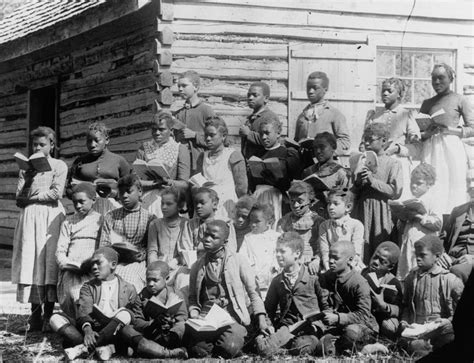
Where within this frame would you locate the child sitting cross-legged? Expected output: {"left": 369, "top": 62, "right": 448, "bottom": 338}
{"left": 186, "top": 220, "right": 270, "bottom": 358}
{"left": 255, "top": 232, "right": 329, "bottom": 357}
{"left": 239, "top": 203, "right": 281, "bottom": 299}
{"left": 361, "top": 242, "right": 403, "bottom": 340}
{"left": 399, "top": 235, "right": 464, "bottom": 358}
{"left": 120, "top": 261, "right": 188, "bottom": 359}
{"left": 50, "top": 247, "right": 140, "bottom": 361}
{"left": 232, "top": 195, "right": 257, "bottom": 251}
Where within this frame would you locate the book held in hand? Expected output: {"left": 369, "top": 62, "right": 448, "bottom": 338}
{"left": 389, "top": 199, "right": 427, "bottom": 221}
{"left": 247, "top": 156, "right": 283, "bottom": 179}
{"left": 366, "top": 272, "right": 398, "bottom": 294}
{"left": 181, "top": 250, "right": 197, "bottom": 267}
{"left": 288, "top": 311, "right": 325, "bottom": 334}
{"left": 349, "top": 151, "right": 378, "bottom": 175}
{"left": 132, "top": 159, "right": 170, "bottom": 181}
{"left": 146, "top": 292, "right": 184, "bottom": 317}
{"left": 14, "top": 152, "right": 51, "bottom": 172}
{"left": 302, "top": 174, "right": 330, "bottom": 192}
{"left": 186, "top": 304, "right": 234, "bottom": 332}
{"left": 188, "top": 173, "right": 216, "bottom": 188}
{"left": 284, "top": 137, "right": 313, "bottom": 150}
{"left": 415, "top": 108, "right": 447, "bottom": 131}
{"left": 401, "top": 321, "right": 441, "bottom": 338}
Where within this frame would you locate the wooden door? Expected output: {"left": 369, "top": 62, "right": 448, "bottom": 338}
{"left": 288, "top": 42, "right": 376, "bottom": 151}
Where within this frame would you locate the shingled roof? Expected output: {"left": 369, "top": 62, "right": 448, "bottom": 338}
{"left": 0, "top": 0, "right": 106, "bottom": 45}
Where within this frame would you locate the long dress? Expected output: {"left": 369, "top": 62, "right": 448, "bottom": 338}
{"left": 420, "top": 91, "right": 474, "bottom": 214}
{"left": 11, "top": 157, "right": 67, "bottom": 303}
{"left": 135, "top": 138, "right": 190, "bottom": 218}
{"left": 367, "top": 105, "right": 421, "bottom": 201}
{"left": 56, "top": 210, "right": 101, "bottom": 319}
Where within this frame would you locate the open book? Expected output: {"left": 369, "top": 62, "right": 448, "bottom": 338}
{"left": 180, "top": 250, "right": 197, "bottom": 267}
{"left": 62, "top": 261, "right": 82, "bottom": 271}
{"left": 415, "top": 109, "right": 448, "bottom": 131}
{"left": 189, "top": 173, "right": 216, "bottom": 188}
{"left": 146, "top": 292, "right": 183, "bottom": 317}
{"left": 284, "top": 137, "right": 313, "bottom": 150}
{"left": 365, "top": 272, "right": 398, "bottom": 294}
{"left": 14, "top": 152, "right": 51, "bottom": 172}
{"left": 248, "top": 156, "right": 283, "bottom": 179}
{"left": 401, "top": 321, "right": 441, "bottom": 338}
{"left": 349, "top": 151, "right": 378, "bottom": 175}
{"left": 288, "top": 311, "right": 325, "bottom": 334}
{"left": 132, "top": 159, "right": 170, "bottom": 180}
{"left": 303, "top": 174, "right": 330, "bottom": 192}
{"left": 186, "top": 304, "right": 234, "bottom": 332}
{"left": 389, "top": 199, "right": 427, "bottom": 221}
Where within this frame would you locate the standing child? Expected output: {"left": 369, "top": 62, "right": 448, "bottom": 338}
{"left": 232, "top": 195, "right": 257, "bottom": 251}
{"left": 397, "top": 163, "right": 442, "bottom": 281}
{"left": 174, "top": 70, "right": 216, "bottom": 174}
{"left": 99, "top": 174, "right": 157, "bottom": 292}
{"left": 361, "top": 242, "right": 403, "bottom": 339}
{"left": 352, "top": 123, "right": 403, "bottom": 263}
{"left": 239, "top": 203, "right": 281, "bottom": 299}
{"left": 12, "top": 126, "right": 67, "bottom": 332}
{"left": 240, "top": 82, "right": 279, "bottom": 160}
{"left": 195, "top": 117, "right": 247, "bottom": 220}
{"left": 319, "top": 188, "right": 365, "bottom": 272}
{"left": 278, "top": 181, "right": 324, "bottom": 272}
{"left": 56, "top": 183, "right": 102, "bottom": 321}
{"left": 400, "top": 236, "right": 464, "bottom": 357}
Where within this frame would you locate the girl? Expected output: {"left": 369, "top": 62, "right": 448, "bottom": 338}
{"left": 420, "top": 63, "right": 473, "bottom": 214}
{"left": 365, "top": 77, "right": 421, "bottom": 201}
{"left": 233, "top": 195, "right": 257, "bottom": 251}
{"left": 66, "top": 122, "right": 131, "bottom": 215}
{"left": 278, "top": 181, "right": 324, "bottom": 273}
{"left": 352, "top": 123, "right": 403, "bottom": 264}
{"left": 301, "top": 132, "right": 351, "bottom": 217}
{"left": 239, "top": 203, "right": 280, "bottom": 299}
{"left": 12, "top": 126, "right": 67, "bottom": 332}
{"left": 397, "top": 163, "right": 442, "bottom": 280}
{"left": 195, "top": 116, "right": 247, "bottom": 220}
{"left": 135, "top": 111, "right": 190, "bottom": 218}
{"left": 56, "top": 183, "right": 102, "bottom": 320}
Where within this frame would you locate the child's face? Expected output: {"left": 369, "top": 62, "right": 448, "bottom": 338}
{"left": 204, "top": 125, "right": 225, "bottom": 151}
{"left": 202, "top": 224, "right": 226, "bottom": 253}
{"left": 86, "top": 131, "right": 108, "bottom": 156}
{"left": 119, "top": 184, "right": 141, "bottom": 210}
{"left": 328, "top": 245, "right": 352, "bottom": 274}
{"left": 152, "top": 120, "right": 172, "bottom": 146}
{"left": 327, "top": 195, "right": 350, "bottom": 220}
{"left": 289, "top": 192, "right": 311, "bottom": 217}
{"left": 194, "top": 192, "right": 216, "bottom": 220}
{"left": 249, "top": 210, "right": 271, "bottom": 234}
{"left": 72, "top": 192, "right": 95, "bottom": 216}
{"left": 369, "top": 248, "right": 394, "bottom": 275}
{"left": 381, "top": 84, "right": 399, "bottom": 108}
{"left": 91, "top": 254, "right": 116, "bottom": 281}
{"left": 32, "top": 136, "right": 52, "bottom": 156}
{"left": 275, "top": 243, "right": 301, "bottom": 269}
{"left": 313, "top": 139, "right": 334, "bottom": 164}
{"left": 161, "top": 193, "right": 179, "bottom": 218}
{"left": 178, "top": 77, "right": 198, "bottom": 100}
{"left": 306, "top": 78, "right": 327, "bottom": 104}
{"left": 363, "top": 134, "right": 385, "bottom": 153}
{"left": 146, "top": 269, "right": 167, "bottom": 295}
{"left": 234, "top": 207, "right": 251, "bottom": 230}
{"left": 415, "top": 246, "right": 438, "bottom": 271}
{"left": 247, "top": 86, "right": 267, "bottom": 111}
{"left": 410, "top": 176, "right": 431, "bottom": 198}
{"left": 259, "top": 123, "right": 279, "bottom": 149}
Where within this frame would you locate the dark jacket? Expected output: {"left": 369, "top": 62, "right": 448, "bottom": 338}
{"left": 443, "top": 201, "right": 474, "bottom": 257}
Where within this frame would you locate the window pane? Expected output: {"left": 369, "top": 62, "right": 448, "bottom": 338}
{"left": 395, "top": 53, "right": 412, "bottom": 77}
{"left": 401, "top": 79, "right": 413, "bottom": 104}
{"left": 414, "top": 54, "right": 432, "bottom": 78}
{"left": 377, "top": 51, "right": 395, "bottom": 77}
{"left": 434, "top": 53, "right": 452, "bottom": 66}
{"left": 414, "top": 80, "right": 433, "bottom": 104}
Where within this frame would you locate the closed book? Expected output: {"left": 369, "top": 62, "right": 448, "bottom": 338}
{"left": 389, "top": 199, "right": 427, "bottom": 221}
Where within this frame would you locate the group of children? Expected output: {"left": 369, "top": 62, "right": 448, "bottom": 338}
{"left": 10, "top": 66, "right": 472, "bottom": 360}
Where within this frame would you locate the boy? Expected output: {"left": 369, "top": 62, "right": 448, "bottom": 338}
{"left": 361, "top": 242, "right": 403, "bottom": 339}
{"left": 50, "top": 247, "right": 140, "bottom": 361}
{"left": 121, "top": 261, "right": 188, "bottom": 358}
{"left": 255, "top": 232, "right": 329, "bottom": 357}
{"left": 319, "top": 241, "right": 378, "bottom": 354}
{"left": 294, "top": 71, "right": 350, "bottom": 154}
{"left": 187, "top": 220, "right": 269, "bottom": 358}
{"left": 233, "top": 195, "right": 257, "bottom": 251}
{"left": 174, "top": 70, "right": 216, "bottom": 174}
{"left": 100, "top": 174, "right": 156, "bottom": 292}
{"left": 400, "top": 235, "right": 464, "bottom": 356}
{"left": 240, "top": 82, "right": 279, "bottom": 160}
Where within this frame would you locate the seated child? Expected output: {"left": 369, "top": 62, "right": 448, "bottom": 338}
{"left": 187, "top": 220, "right": 269, "bottom": 358}
{"left": 99, "top": 174, "right": 157, "bottom": 292}
{"left": 232, "top": 195, "right": 257, "bottom": 251}
{"left": 56, "top": 183, "right": 102, "bottom": 321}
{"left": 301, "top": 132, "right": 351, "bottom": 217}
{"left": 255, "top": 232, "right": 329, "bottom": 357}
{"left": 50, "top": 247, "right": 140, "bottom": 361}
{"left": 361, "top": 242, "right": 403, "bottom": 339}
{"left": 278, "top": 181, "right": 324, "bottom": 271}
{"left": 239, "top": 203, "right": 281, "bottom": 299}
{"left": 397, "top": 163, "right": 442, "bottom": 281}
{"left": 319, "top": 188, "right": 364, "bottom": 272}
{"left": 319, "top": 241, "right": 379, "bottom": 354}
{"left": 400, "top": 235, "right": 464, "bottom": 357}
{"left": 120, "top": 261, "right": 188, "bottom": 359}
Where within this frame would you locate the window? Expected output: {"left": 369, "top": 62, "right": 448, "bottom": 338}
{"left": 376, "top": 48, "right": 455, "bottom": 106}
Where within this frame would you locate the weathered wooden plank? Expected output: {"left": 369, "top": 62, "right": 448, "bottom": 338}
{"left": 0, "top": 211, "right": 19, "bottom": 229}
{"left": 0, "top": 226, "right": 15, "bottom": 246}
{"left": 0, "top": 93, "right": 28, "bottom": 108}
{"left": 0, "top": 101, "right": 27, "bottom": 118}
{"left": 291, "top": 47, "right": 374, "bottom": 61}
{"left": 0, "top": 129, "right": 29, "bottom": 146}
{"left": 0, "top": 199, "right": 20, "bottom": 213}
{"left": 0, "top": 119, "right": 27, "bottom": 132}
{"left": 0, "top": 161, "right": 21, "bottom": 175}
{"left": 291, "top": 91, "right": 374, "bottom": 102}
{"left": 0, "top": 147, "right": 27, "bottom": 162}
{"left": 0, "top": 178, "right": 18, "bottom": 195}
